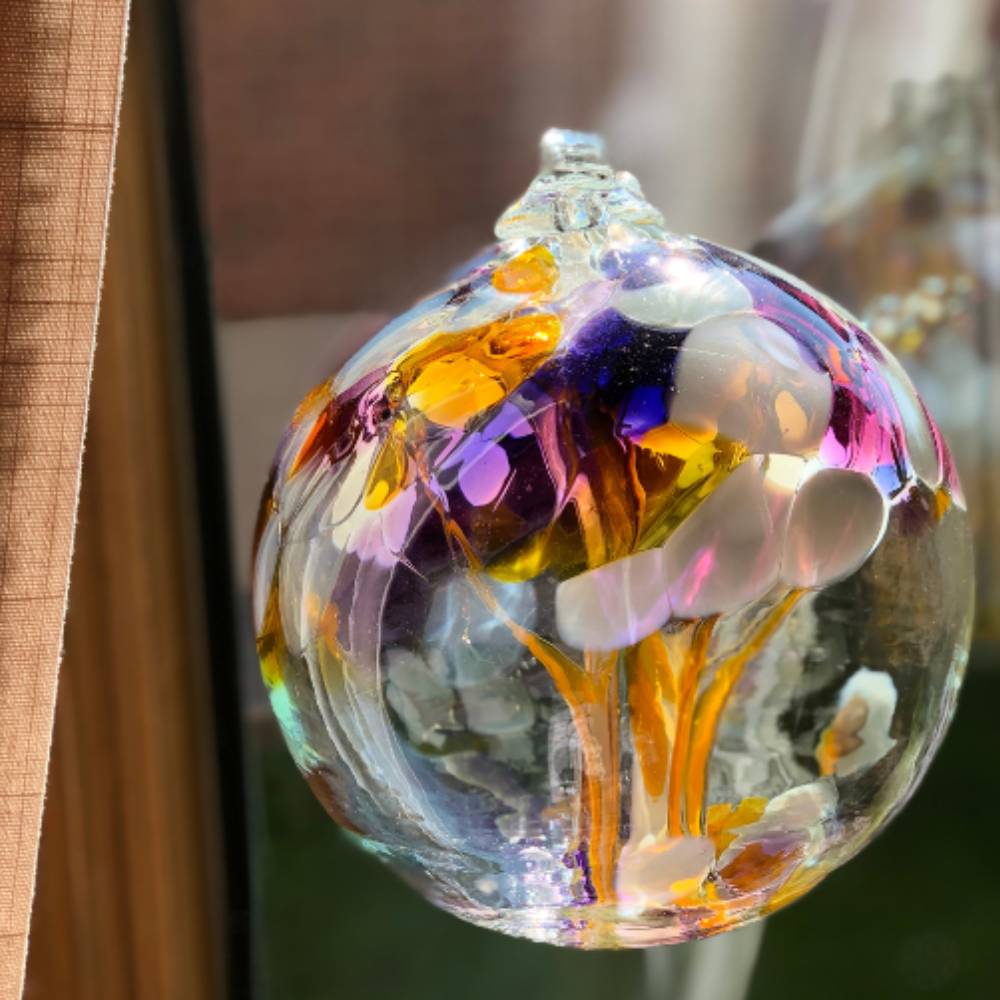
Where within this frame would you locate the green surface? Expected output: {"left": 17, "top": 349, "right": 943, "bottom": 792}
{"left": 750, "top": 665, "right": 999, "bottom": 1000}
{"left": 253, "top": 669, "right": 1000, "bottom": 999}
{"left": 254, "top": 745, "right": 643, "bottom": 999}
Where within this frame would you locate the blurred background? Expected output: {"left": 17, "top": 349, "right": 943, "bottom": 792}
{"left": 20, "top": 0, "right": 1000, "bottom": 997}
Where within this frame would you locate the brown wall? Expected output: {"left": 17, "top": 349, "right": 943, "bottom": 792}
{"left": 185, "top": 0, "right": 622, "bottom": 319}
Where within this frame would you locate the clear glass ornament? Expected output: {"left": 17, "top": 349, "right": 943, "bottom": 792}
{"left": 253, "top": 129, "right": 972, "bottom": 948}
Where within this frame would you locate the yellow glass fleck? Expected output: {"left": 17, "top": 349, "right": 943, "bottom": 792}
{"left": 625, "top": 633, "right": 676, "bottom": 799}
{"left": 491, "top": 245, "right": 559, "bottom": 295}
{"left": 407, "top": 356, "right": 506, "bottom": 428}
{"left": 707, "top": 796, "right": 769, "bottom": 854}
{"left": 676, "top": 440, "right": 727, "bottom": 490}
{"left": 933, "top": 485, "right": 952, "bottom": 522}
{"left": 364, "top": 422, "right": 409, "bottom": 509}
{"left": 639, "top": 423, "right": 711, "bottom": 460}
{"left": 398, "top": 313, "right": 562, "bottom": 428}
{"left": 257, "top": 584, "right": 287, "bottom": 689}
{"left": 486, "top": 313, "right": 561, "bottom": 359}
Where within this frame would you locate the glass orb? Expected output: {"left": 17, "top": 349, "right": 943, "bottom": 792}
{"left": 253, "top": 129, "right": 972, "bottom": 948}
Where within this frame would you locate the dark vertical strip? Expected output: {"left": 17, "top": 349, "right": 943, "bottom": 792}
{"left": 153, "top": 1, "right": 254, "bottom": 995}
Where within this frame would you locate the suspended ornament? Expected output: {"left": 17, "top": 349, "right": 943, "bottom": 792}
{"left": 254, "top": 130, "right": 972, "bottom": 948}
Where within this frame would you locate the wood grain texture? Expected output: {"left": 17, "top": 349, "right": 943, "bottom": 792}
{"left": 22, "top": 3, "right": 226, "bottom": 997}
{"left": 0, "top": 2, "right": 130, "bottom": 997}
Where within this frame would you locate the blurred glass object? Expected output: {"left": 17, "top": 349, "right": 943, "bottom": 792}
{"left": 601, "top": 0, "right": 830, "bottom": 251}
{"left": 645, "top": 923, "right": 763, "bottom": 1000}
{"left": 754, "top": 0, "right": 1000, "bottom": 638}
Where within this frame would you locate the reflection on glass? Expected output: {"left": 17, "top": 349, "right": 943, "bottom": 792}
{"left": 755, "top": 73, "right": 1000, "bottom": 637}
